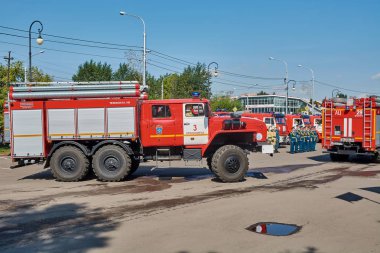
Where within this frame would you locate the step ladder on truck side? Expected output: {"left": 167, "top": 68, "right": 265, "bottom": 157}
{"left": 323, "top": 100, "right": 333, "bottom": 148}
{"left": 363, "top": 98, "right": 373, "bottom": 150}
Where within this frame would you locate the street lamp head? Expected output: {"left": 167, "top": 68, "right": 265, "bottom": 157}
{"left": 213, "top": 70, "right": 219, "bottom": 77}
{"left": 269, "top": 57, "right": 275, "bottom": 61}
{"left": 292, "top": 84, "right": 296, "bottom": 91}
{"left": 36, "top": 30, "right": 43, "bottom": 45}
{"left": 120, "top": 11, "right": 126, "bottom": 15}
{"left": 297, "top": 64, "right": 303, "bottom": 67}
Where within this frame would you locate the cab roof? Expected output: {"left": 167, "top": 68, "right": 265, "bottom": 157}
{"left": 142, "top": 98, "right": 209, "bottom": 104}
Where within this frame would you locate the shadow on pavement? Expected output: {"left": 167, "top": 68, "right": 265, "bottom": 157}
{"left": 20, "top": 169, "right": 55, "bottom": 180}
{"left": 278, "top": 247, "right": 320, "bottom": 253}
{"left": 0, "top": 203, "right": 119, "bottom": 253}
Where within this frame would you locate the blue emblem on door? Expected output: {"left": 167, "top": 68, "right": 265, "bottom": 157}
{"left": 156, "top": 125, "right": 163, "bottom": 135}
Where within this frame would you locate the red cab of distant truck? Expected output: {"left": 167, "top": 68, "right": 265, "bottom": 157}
{"left": 242, "top": 112, "right": 287, "bottom": 143}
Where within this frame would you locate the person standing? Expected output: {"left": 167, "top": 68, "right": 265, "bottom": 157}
{"left": 289, "top": 127, "right": 297, "bottom": 154}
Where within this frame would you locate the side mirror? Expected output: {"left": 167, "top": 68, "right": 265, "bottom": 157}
{"left": 204, "top": 103, "right": 210, "bottom": 117}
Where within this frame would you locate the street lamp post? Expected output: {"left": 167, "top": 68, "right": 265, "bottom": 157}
{"left": 26, "top": 50, "right": 45, "bottom": 82}
{"left": 207, "top": 62, "right": 218, "bottom": 98}
{"left": 298, "top": 64, "right": 315, "bottom": 113}
{"left": 29, "top": 20, "right": 44, "bottom": 82}
{"left": 269, "top": 57, "right": 289, "bottom": 114}
{"left": 286, "top": 80, "right": 296, "bottom": 114}
{"left": 120, "top": 11, "right": 147, "bottom": 89}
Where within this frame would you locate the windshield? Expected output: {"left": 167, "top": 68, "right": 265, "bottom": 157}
{"left": 275, "top": 117, "right": 285, "bottom": 124}
{"left": 294, "top": 118, "right": 303, "bottom": 126}
{"left": 303, "top": 118, "right": 310, "bottom": 124}
{"left": 264, "top": 117, "right": 275, "bottom": 126}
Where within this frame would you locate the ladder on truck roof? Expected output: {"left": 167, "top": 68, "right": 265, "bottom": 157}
{"left": 323, "top": 100, "right": 333, "bottom": 147}
{"left": 363, "top": 98, "right": 373, "bottom": 149}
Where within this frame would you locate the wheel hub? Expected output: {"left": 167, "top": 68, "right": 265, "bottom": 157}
{"left": 104, "top": 156, "right": 120, "bottom": 171}
{"left": 61, "top": 157, "right": 76, "bottom": 172}
{"left": 224, "top": 156, "right": 240, "bottom": 173}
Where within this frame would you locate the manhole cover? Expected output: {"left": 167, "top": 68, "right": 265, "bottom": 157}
{"left": 246, "top": 222, "right": 301, "bottom": 236}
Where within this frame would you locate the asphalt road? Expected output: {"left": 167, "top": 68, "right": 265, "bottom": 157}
{"left": 0, "top": 144, "right": 379, "bottom": 253}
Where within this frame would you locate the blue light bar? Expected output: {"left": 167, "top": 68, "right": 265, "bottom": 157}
{"left": 192, "top": 91, "right": 201, "bottom": 98}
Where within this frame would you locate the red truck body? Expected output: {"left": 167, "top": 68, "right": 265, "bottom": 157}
{"left": 241, "top": 112, "right": 287, "bottom": 143}
{"left": 322, "top": 97, "right": 380, "bottom": 161}
{"left": 8, "top": 82, "right": 272, "bottom": 182}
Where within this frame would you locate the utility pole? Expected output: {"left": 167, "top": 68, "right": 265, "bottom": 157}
{"left": 3, "top": 51, "right": 14, "bottom": 86}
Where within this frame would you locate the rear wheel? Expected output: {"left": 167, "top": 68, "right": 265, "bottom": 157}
{"left": 92, "top": 145, "right": 131, "bottom": 182}
{"left": 211, "top": 145, "right": 248, "bottom": 182}
{"left": 51, "top": 146, "right": 89, "bottom": 182}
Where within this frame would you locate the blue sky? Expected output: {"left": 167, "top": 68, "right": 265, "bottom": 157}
{"left": 1, "top": 0, "right": 379, "bottom": 100}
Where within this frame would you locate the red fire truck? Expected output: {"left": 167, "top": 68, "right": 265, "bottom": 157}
{"left": 322, "top": 97, "right": 380, "bottom": 161}
{"left": 285, "top": 114, "right": 304, "bottom": 132}
{"left": 241, "top": 112, "right": 287, "bottom": 143}
{"left": 8, "top": 81, "right": 273, "bottom": 182}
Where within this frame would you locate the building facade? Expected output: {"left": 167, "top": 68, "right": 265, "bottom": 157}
{"left": 238, "top": 94, "right": 320, "bottom": 114}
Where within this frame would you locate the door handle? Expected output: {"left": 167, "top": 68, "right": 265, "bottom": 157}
{"left": 184, "top": 123, "right": 190, "bottom": 125}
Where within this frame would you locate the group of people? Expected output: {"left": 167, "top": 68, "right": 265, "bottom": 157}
{"left": 289, "top": 126, "right": 318, "bottom": 154}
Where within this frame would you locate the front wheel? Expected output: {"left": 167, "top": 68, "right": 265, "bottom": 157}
{"left": 92, "top": 145, "right": 131, "bottom": 182}
{"left": 211, "top": 145, "right": 248, "bottom": 182}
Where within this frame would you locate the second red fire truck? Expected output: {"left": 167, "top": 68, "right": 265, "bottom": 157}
{"left": 241, "top": 112, "right": 288, "bottom": 143}
{"left": 7, "top": 81, "right": 273, "bottom": 183}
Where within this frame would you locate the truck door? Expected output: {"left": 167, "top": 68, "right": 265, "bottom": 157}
{"left": 183, "top": 103, "right": 208, "bottom": 145}
{"left": 140, "top": 103, "right": 181, "bottom": 147}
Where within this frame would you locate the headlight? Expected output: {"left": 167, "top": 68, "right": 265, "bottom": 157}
{"left": 256, "top": 133, "right": 263, "bottom": 141}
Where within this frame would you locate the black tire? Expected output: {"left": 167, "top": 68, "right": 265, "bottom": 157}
{"left": 206, "top": 156, "right": 213, "bottom": 172}
{"left": 50, "top": 146, "right": 89, "bottom": 182}
{"left": 92, "top": 145, "right": 131, "bottom": 182}
{"left": 211, "top": 145, "right": 248, "bottom": 182}
{"left": 330, "top": 153, "right": 349, "bottom": 162}
{"left": 129, "top": 156, "right": 140, "bottom": 175}
{"left": 371, "top": 152, "right": 380, "bottom": 163}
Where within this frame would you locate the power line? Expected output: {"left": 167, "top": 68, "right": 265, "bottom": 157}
{"left": 0, "top": 40, "right": 127, "bottom": 60}
{"left": 0, "top": 31, "right": 142, "bottom": 52}
{"left": 149, "top": 62, "right": 181, "bottom": 74}
{"left": 0, "top": 25, "right": 142, "bottom": 49}
{"left": 150, "top": 50, "right": 197, "bottom": 66}
{"left": 314, "top": 80, "right": 376, "bottom": 94}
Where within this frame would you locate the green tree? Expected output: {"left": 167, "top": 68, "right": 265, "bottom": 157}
{"left": 178, "top": 63, "right": 210, "bottom": 99}
{"left": 72, "top": 60, "right": 112, "bottom": 81}
{"left": 112, "top": 63, "right": 141, "bottom": 82}
{"left": 0, "top": 61, "right": 52, "bottom": 131}
{"left": 210, "top": 96, "right": 243, "bottom": 112}
{"left": 257, "top": 90, "right": 269, "bottom": 95}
